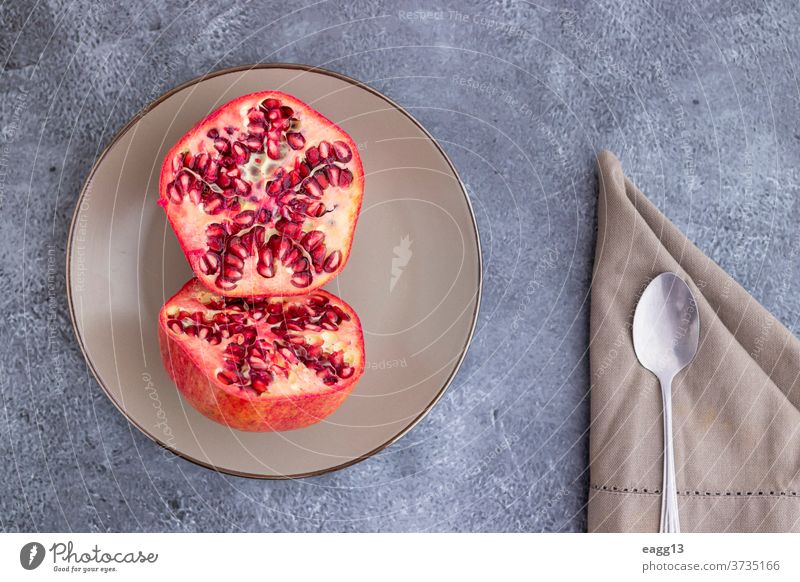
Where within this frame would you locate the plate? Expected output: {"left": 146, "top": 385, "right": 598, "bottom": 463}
{"left": 67, "top": 64, "right": 481, "bottom": 478}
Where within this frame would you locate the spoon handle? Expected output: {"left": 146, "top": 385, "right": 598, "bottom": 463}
{"left": 659, "top": 376, "right": 680, "bottom": 533}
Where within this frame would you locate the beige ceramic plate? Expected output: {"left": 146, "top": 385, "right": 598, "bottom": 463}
{"left": 67, "top": 64, "right": 481, "bottom": 478}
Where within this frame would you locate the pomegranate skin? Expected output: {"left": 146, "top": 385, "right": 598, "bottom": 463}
{"left": 159, "top": 91, "right": 365, "bottom": 298}
{"left": 158, "top": 280, "right": 365, "bottom": 432}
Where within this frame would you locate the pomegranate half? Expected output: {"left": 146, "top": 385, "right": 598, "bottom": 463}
{"left": 159, "top": 91, "right": 364, "bottom": 297}
{"left": 158, "top": 279, "right": 365, "bottom": 432}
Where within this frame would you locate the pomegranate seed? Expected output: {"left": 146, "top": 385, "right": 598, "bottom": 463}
{"left": 204, "top": 159, "right": 219, "bottom": 181}
{"left": 323, "top": 250, "right": 342, "bottom": 272}
{"left": 306, "top": 146, "right": 320, "bottom": 166}
{"left": 286, "top": 132, "right": 305, "bottom": 150}
{"left": 291, "top": 271, "right": 313, "bottom": 288}
{"left": 204, "top": 195, "right": 224, "bottom": 214}
{"left": 338, "top": 168, "right": 353, "bottom": 188}
{"left": 232, "top": 142, "right": 249, "bottom": 164}
{"left": 222, "top": 265, "right": 243, "bottom": 281}
{"left": 310, "top": 244, "right": 326, "bottom": 271}
{"left": 232, "top": 177, "right": 251, "bottom": 195}
{"left": 207, "top": 223, "right": 226, "bottom": 237}
{"left": 300, "top": 230, "right": 325, "bottom": 251}
{"left": 304, "top": 177, "right": 322, "bottom": 198}
{"left": 250, "top": 374, "right": 271, "bottom": 393}
{"left": 261, "top": 98, "right": 280, "bottom": 110}
{"left": 188, "top": 182, "right": 203, "bottom": 204}
{"left": 199, "top": 251, "right": 221, "bottom": 275}
{"left": 246, "top": 136, "right": 263, "bottom": 151}
{"left": 256, "top": 246, "right": 275, "bottom": 278}
{"left": 224, "top": 253, "right": 245, "bottom": 271}
{"left": 227, "top": 237, "right": 249, "bottom": 260}
{"left": 280, "top": 106, "right": 294, "bottom": 118}
{"left": 217, "top": 371, "right": 235, "bottom": 385}
{"left": 214, "top": 138, "right": 231, "bottom": 154}
{"left": 167, "top": 320, "right": 183, "bottom": 334}
{"left": 207, "top": 236, "right": 224, "bottom": 252}
{"left": 332, "top": 306, "right": 350, "bottom": 321}
{"left": 339, "top": 366, "right": 354, "bottom": 379}
{"left": 325, "top": 165, "right": 340, "bottom": 187}
{"left": 233, "top": 210, "right": 255, "bottom": 228}
{"left": 323, "top": 375, "right": 337, "bottom": 385}
{"left": 240, "top": 231, "right": 256, "bottom": 255}
{"left": 207, "top": 128, "right": 219, "bottom": 139}
{"left": 333, "top": 141, "right": 352, "bottom": 163}
{"left": 291, "top": 257, "right": 309, "bottom": 273}
{"left": 315, "top": 172, "right": 329, "bottom": 189}
{"left": 195, "top": 153, "right": 209, "bottom": 172}
{"left": 318, "top": 141, "right": 332, "bottom": 160}
{"left": 167, "top": 183, "right": 182, "bottom": 203}
{"left": 282, "top": 246, "right": 301, "bottom": 266}
{"left": 256, "top": 208, "right": 270, "bottom": 223}
{"left": 267, "top": 140, "right": 281, "bottom": 160}
{"left": 306, "top": 201, "right": 326, "bottom": 218}
{"left": 248, "top": 108, "right": 266, "bottom": 123}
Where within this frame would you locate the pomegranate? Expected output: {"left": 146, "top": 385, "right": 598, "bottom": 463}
{"left": 158, "top": 278, "right": 365, "bottom": 432}
{"left": 159, "top": 91, "right": 364, "bottom": 297}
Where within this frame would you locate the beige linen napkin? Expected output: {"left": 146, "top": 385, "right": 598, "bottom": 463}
{"left": 589, "top": 150, "right": 800, "bottom": 532}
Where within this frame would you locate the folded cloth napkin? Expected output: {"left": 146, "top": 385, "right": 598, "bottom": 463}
{"left": 589, "top": 150, "right": 800, "bottom": 532}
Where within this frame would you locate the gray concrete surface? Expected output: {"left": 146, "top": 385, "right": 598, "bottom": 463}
{"left": 2, "top": 0, "right": 800, "bottom": 532}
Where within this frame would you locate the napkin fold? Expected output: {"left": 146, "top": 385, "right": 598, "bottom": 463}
{"left": 589, "top": 150, "right": 800, "bottom": 532}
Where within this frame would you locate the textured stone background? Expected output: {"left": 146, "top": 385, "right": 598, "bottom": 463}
{"left": 2, "top": 0, "right": 800, "bottom": 532}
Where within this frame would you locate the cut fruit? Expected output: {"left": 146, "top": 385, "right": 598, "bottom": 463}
{"left": 158, "top": 278, "right": 365, "bottom": 432}
{"left": 159, "top": 91, "right": 364, "bottom": 297}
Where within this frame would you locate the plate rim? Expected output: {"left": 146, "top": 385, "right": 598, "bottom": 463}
{"left": 66, "top": 63, "right": 483, "bottom": 480}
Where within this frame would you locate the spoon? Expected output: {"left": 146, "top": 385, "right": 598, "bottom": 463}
{"left": 632, "top": 272, "right": 700, "bottom": 533}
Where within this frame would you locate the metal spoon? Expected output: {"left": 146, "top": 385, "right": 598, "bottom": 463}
{"left": 632, "top": 272, "right": 700, "bottom": 533}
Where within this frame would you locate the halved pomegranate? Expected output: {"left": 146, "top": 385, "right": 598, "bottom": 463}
{"left": 158, "top": 279, "right": 365, "bottom": 432}
{"left": 159, "top": 91, "right": 364, "bottom": 297}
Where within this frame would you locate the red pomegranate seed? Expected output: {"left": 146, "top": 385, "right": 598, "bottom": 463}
{"left": 204, "top": 195, "right": 224, "bottom": 214}
{"left": 167, "top": 183, "right": 182, "bottom": 203}
{"left": 286, "top": 132, "right": 305, "bottom": 150}
{"left": 318, "top": 141, "right": 332, "bottom": 160}
{"left": 323, "top": 250, "right": 342, "bottom": 272}
{"left": 291, "top": 271, "right": 313, "bottom": 288}
{"left": 325, "top": 165, "right": 340, "bottom": 187}
{"left": 217, "top": 370, "right": 237, "bottom": 385}
{"left": 232, "top": 142, "right": 249, "bottom": 164}
{"left": 339, "top": 366, "right": 354, "bottom": 379}
{"left": 306, "top": 201, "right": 326, "bottom": 218}
{"left": 214, "top": 138, "right": 231, "bottom": 154}
{"left": 338, "top": 168, "right": 353, "bottom": 188}
{"left": 303, "top": 177, "right": 322, "bottom": 198}
{"left": 267, "top": 140, "right": 281, "bottom": 160}
{"left": 300, "top": 230, "right": 325, "bottom": 251}
{"left": 227, "top": 237, "right": 249, "bottom": 260}
{"left": 233, "top": 210, "right": 255, "bottom": 229}
{"left": 333, "top": 141, "right": 352, "bottom": 163}
{"left": 200, "top": 251, "right": 221, "bottom": 275}
{"left": 306, "top": 146, "right": 320, "bottom": 166}
{"left": 257, "top": 246, "right": 275, "bottom": 278}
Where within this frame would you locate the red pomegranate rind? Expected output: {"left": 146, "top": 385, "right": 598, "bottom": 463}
{"left": 158, "top": 279, "right": 365, "bottom": 432}
{"left": 159, "top": 91, "right": 364, "bottom": 297}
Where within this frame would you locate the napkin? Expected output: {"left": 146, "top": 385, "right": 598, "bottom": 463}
{"left": 588, "top": 150, "right": 800, "bottom": 532}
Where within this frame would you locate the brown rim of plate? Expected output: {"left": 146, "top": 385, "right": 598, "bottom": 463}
{"left": 65, "top": 63, "right": 483, "bottom": 480}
